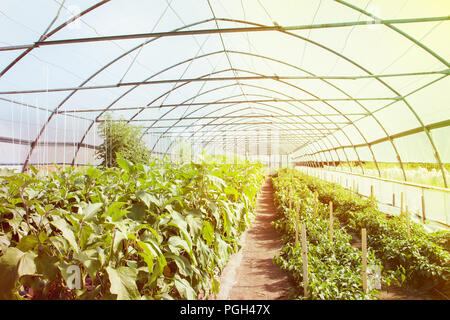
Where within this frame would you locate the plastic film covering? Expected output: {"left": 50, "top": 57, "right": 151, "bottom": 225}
{"left": 301, "top": 167, "right": 449, "bottom": 230}
{"left": 0, "top": 0, "right": 448, "bottom": 187}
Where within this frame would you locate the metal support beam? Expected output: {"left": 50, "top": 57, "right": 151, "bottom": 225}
{"left": 293, "top": 119, "right": 450, "bottom": 158}
{"left": 2, "top": 15, "right": 448, "bottom": 51}
{"left": 102, "top": 116, "right": 352, "bottom": 124}
{"left": 61, "top": 98, "right": 379, "bottom": 113}
{"left": 2, "top": 71, "right": 447, "bottom": 95}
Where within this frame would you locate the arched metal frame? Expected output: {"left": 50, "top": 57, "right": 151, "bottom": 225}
{"left": 0, "top": 1, "right": 448, "bottom": 187}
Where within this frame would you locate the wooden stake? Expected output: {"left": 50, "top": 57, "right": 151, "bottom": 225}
{"left": 370, "top": 185, "right": 374, "bottom": 207}
{"left": 421, "top": 195, "right": 426, "bottom": 223}
{"left": 392, "top": 193, "right": 395, "bottom": 207}
{"left": 361, "top": 228, "right": 367, "bottom": 295}
{"left": 313, "top": 192, "right": 317, "bottom": 217}
{"left": 295, "top": 202, "right": 300, "bottom": 247}
{"left": 288, "top": 186, "right": 292, "bottom": 212}
{"left": 301, "top": 224, "right": 309, "bottom": 298}
{"left": 350, "top": 181, "right": 353, "bottom": 199}
{"left": 329, "top": 201, "right": 334, "bottom": 242}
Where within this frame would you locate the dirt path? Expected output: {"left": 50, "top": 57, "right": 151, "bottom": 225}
{"left": 216, "top": 177, "right": 293, "bottom": 300}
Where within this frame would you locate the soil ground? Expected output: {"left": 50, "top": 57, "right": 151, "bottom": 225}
{"left": 216, "top": 177, "right": 293, "bottom": 299}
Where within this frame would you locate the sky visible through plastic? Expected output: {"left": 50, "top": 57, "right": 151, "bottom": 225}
{"left": 0, "top": 0, "right": 449, "bottom": 187}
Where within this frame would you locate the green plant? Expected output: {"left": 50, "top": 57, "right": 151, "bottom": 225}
{"left": 0, "top": 156, "right": 265, "bottom": 300}
{"left": 271, "top": 173, "right": 381, "bottom": 300}
{"left": 281, "top": 168, "right": 450, "bottom": 296}
{"left": 96, "top": 116, "right": 150, "bottom": 168}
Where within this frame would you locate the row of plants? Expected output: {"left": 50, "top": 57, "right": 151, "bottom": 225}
{"left": 281, "top": 168, "right": 450, "bottom": 296}
{"left": 0, "top": 154, "right": 265, "bottom": 299}
{"left": 271, "top": 172, "right": 385, "bottom": 300}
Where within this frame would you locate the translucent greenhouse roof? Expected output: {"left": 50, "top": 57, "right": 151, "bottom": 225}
{"left": 0, "top": 0, "right": 449, "bottom": 185}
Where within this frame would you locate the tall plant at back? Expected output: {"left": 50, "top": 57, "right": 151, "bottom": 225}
{"left": 96, "top": 116, "right": 150, "bottom": 167}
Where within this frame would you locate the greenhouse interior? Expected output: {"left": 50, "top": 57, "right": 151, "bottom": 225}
{"left": 0, "top": 0, "right": 449, "bottom": 302}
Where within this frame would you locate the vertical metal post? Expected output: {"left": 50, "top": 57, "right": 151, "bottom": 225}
{"left": 329, "top": 201, "right": 334, "bottom": 242}
{"left": 295, "top": 202, "right": 300, "bottom": 247}
{"left": 421, "top": 195, "right": 426, "bottom": 223}
{"left": 234, "top": 136, "right": 237, "bottom": 165}
{"left": 256, "top": 129, "right": 260, "bottom": 163}
{"left": 222, "top": 136, "right": 226, "bottom": 163}
{"left": 245, "top": 136, "right": 249, "bottom": 162}
{"left": 268, "top": 129, "right": 272, "bottom": 169}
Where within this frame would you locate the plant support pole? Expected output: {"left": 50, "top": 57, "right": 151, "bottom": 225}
{"left": 406, "top": 205, "right": 411, "bottom": 238}
{"left": 295, "top": 202, "right": 300, "bottom": 247}
{"left": 400, "top": 192, "right": 404, "bottom": 218}
{"left": 329, "top": 201, "right": 334, "bottom": 242}
{"left": 362, "top": 228, "right": 367, "bottom": 295}
{"left": 313, "top": 192, "right": 318, "bottom": 217}
{"left": 301, "top": 224, "right": 309, "bottom": 298}
{"left": 370, "top": 185, "right": 374, "bottom": 207}
{"left": 421, "top": 195, "right": 426, "bottom": 223}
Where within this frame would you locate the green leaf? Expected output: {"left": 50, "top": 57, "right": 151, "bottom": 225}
{"left": 113, "top": 229, "right": 128, "bottom": 254}
{"left": 137, "top": 240, "right": 156, "bottom": 258}
{"left": 16, "top": 235, "right": 38, "bottom": 252}
{"left": 136, "top": 190, "right": 161, "bottom": 209}
{"left": 35, "top": 253, "right": 59, "bottom": 282}
{"left": 127, "top": 203, "right": 147, "bottom": 222}
{"left": 137, "top": 253, "right": 154, "bottom": 275}
{"left": 224, "top": 186, "right": 239, "bottom": 199}
{"left": 202, "top": 221, "right": 214, "bottom": 246}
{"left": 105, "top": 202, "right": 128, "bottom": 222}
{"left": 165, "top": 253, "right": 193, "bottom": 277}
{"left": 0, "top": 247, "right": 24, "bottom": 299}
{"left": 168, "top": 212, "right": 195, "bottom": 259}
{"left": 206, "top": 174, "right": 226, "bottom": 190}
{"left": 185, "top": 211, "right": 203, "bottom": 238}
{"left": 106, "top": 266, "right": 141, "bottom": 300}
{"left": 85, "top": 166, "right": 100, "bottom": 179}
{"left": 17, "top": 251, "right": 38, "bottom": 279}
{"left": 28, "top": 165, "right": 39, "bottom": 175}
{"left": 83, "top": 259, "right": 101, "bottom": 280}
{"left": 174, "top": 274, "right": 196, "bottom": 300}
{"left": 116, "top": 154, "right": 133, "bottom": 173}
{"left": 167, "top": 236, "right": 190, "bottom": 256}
{"left": 82, "top": 202, "right": 103, "bottom": 221}
{"left": 51, "top": 217, "right": 80, "bottom": 254}
{"left": 0, "top": 233, "right": 10, "bottom": 254}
